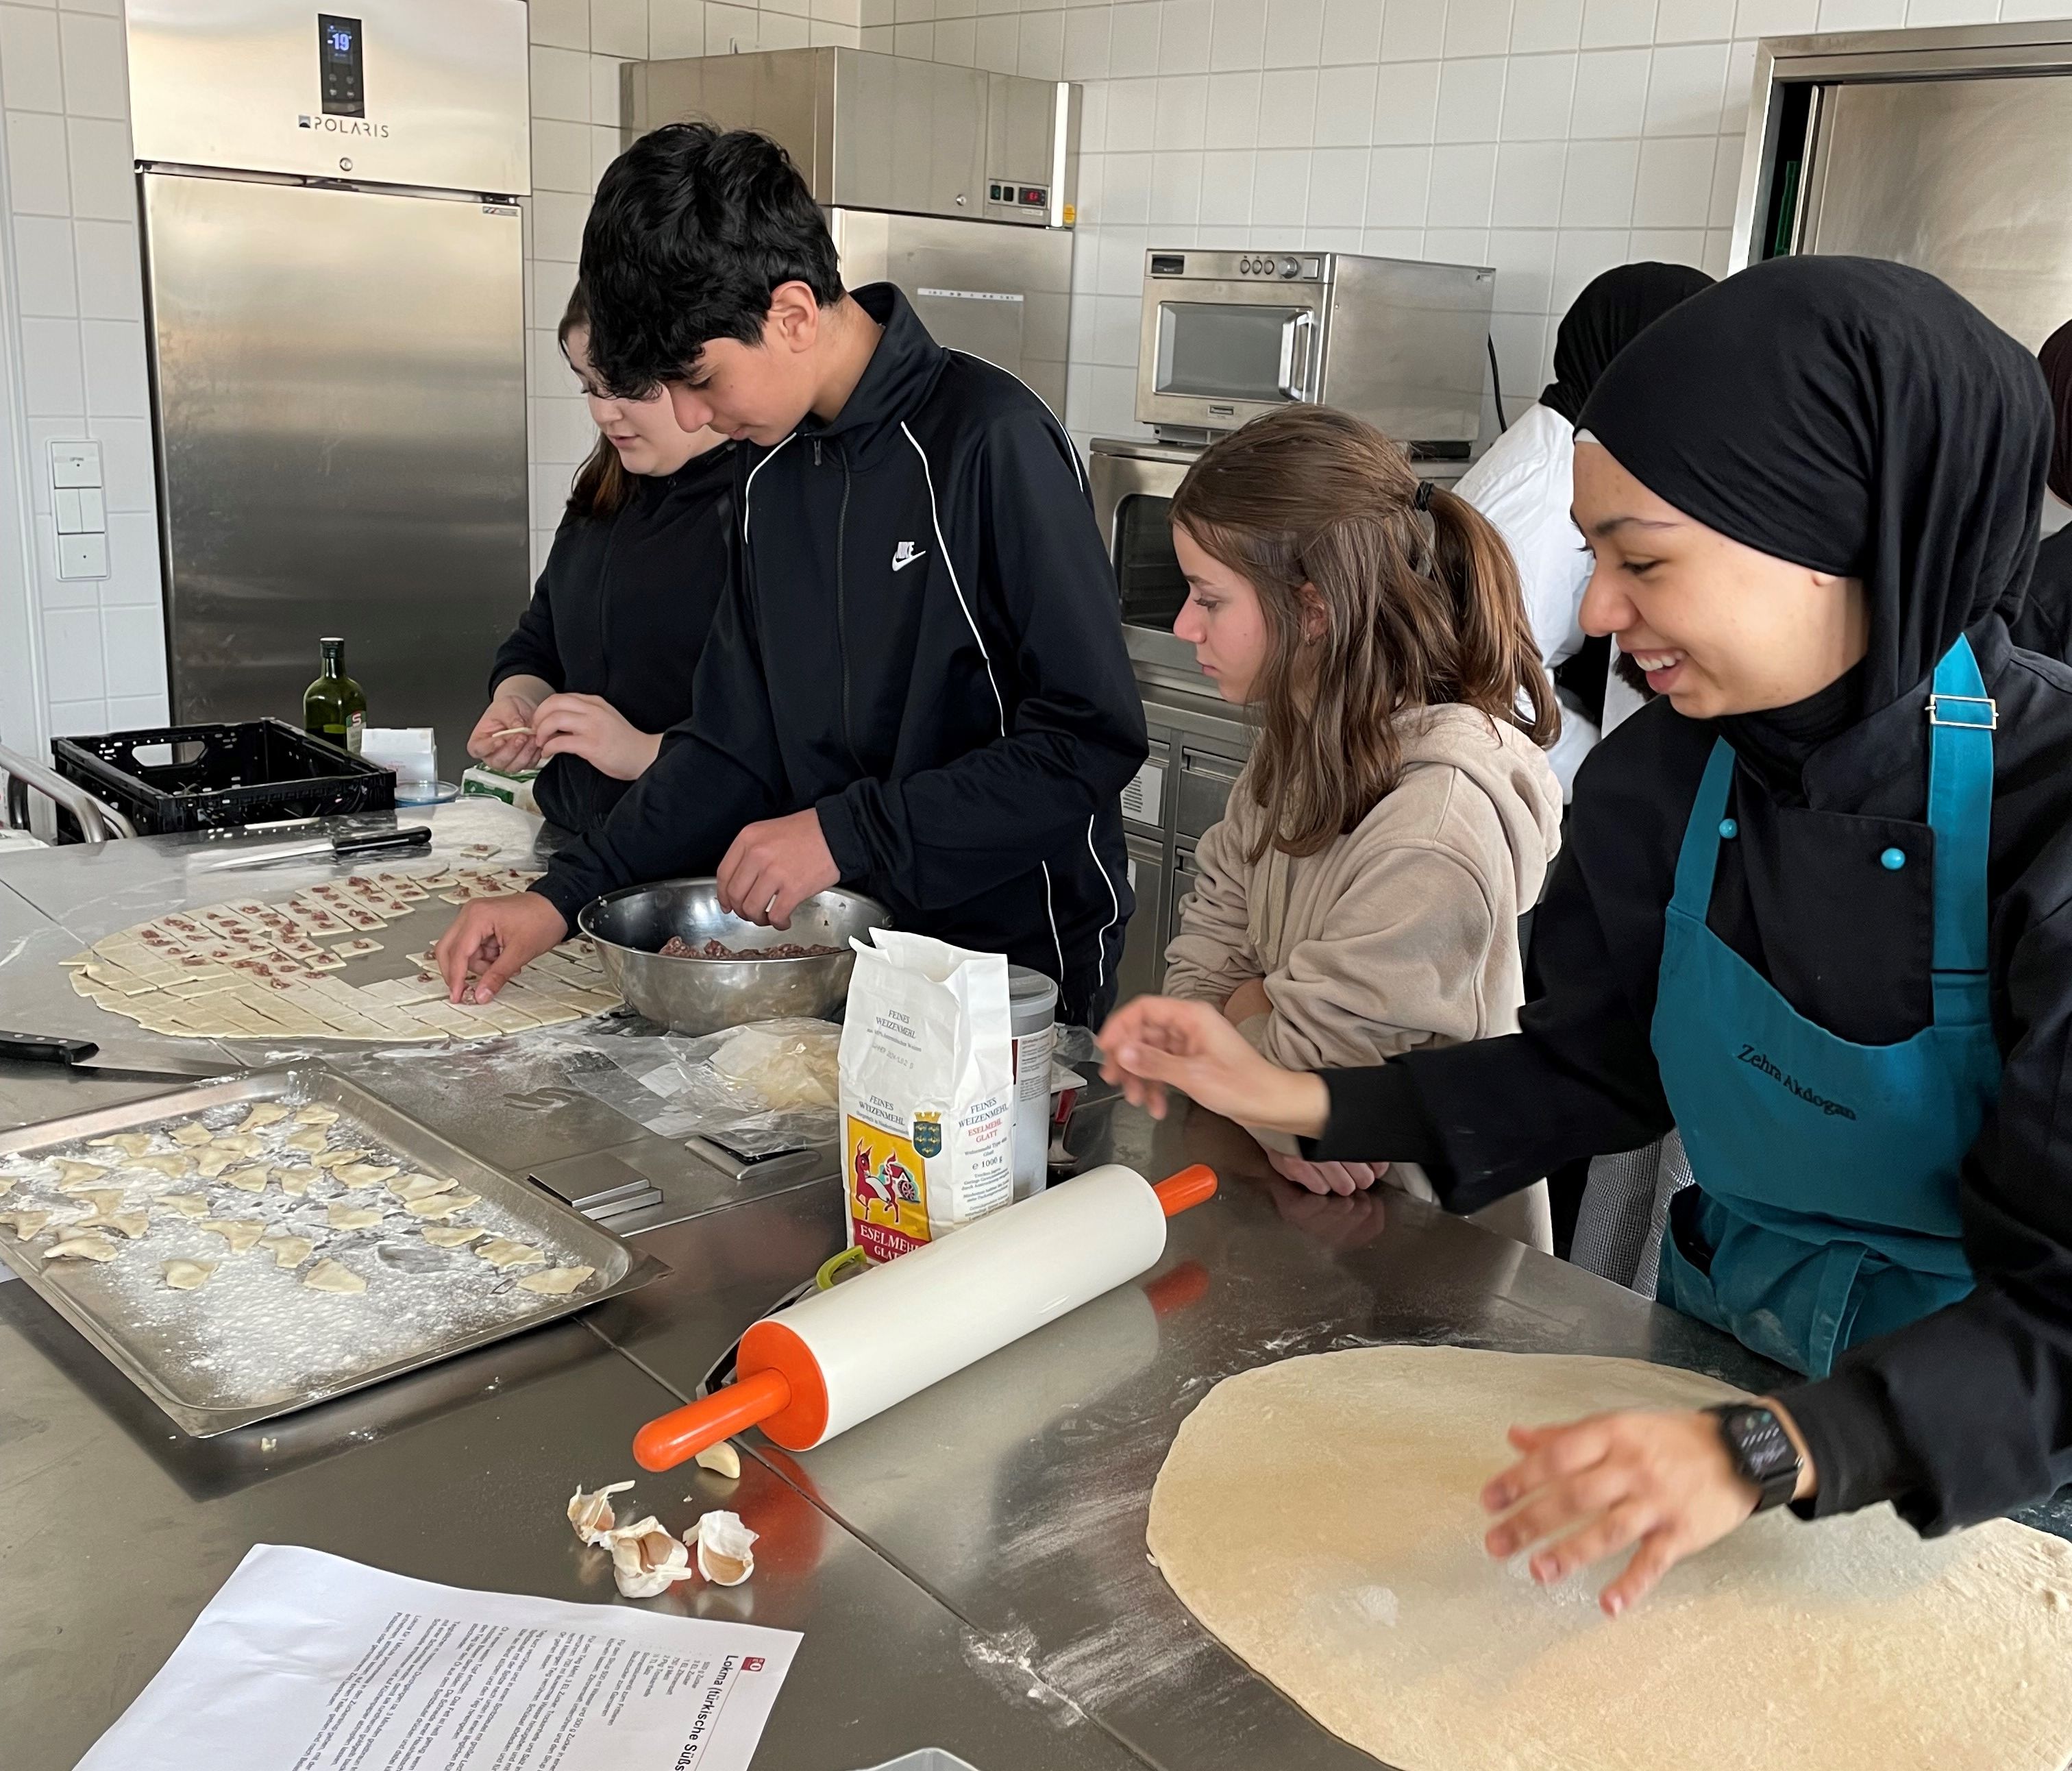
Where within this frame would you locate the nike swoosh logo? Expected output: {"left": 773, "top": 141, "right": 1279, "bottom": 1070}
{"left": 891, "top": 550, "right": 926, "bottom": 572}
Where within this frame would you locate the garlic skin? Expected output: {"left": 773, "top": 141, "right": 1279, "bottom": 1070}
{"left": 689, "top": 1511, "right": 758, "bottom": 1587}
{"left": 567, "top": 1480, "right": 635, "bottom": 1546}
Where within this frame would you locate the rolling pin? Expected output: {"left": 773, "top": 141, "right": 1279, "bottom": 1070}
{"left": 632, "top": 1162, "right": 1218, "bottom": 1471}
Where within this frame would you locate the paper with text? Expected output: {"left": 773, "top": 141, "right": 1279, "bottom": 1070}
{"left": 77, "top": 1543, "right": 801, "bottom": 1771}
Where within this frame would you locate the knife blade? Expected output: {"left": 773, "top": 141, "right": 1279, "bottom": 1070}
{"left": 0, "top": 1031, "right": 241, "bottom": 1085}
{"left": 199, "top": 825, "right": 433, "bottom": 872}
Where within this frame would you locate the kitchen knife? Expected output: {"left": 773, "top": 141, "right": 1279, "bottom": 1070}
{"left": 0, "top": 1031, "right": 241, "bottom": 1085}
{"left": 199, "top": 825, "right": 433, "bottom": 872}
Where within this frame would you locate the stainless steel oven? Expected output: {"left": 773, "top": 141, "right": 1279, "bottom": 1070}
{"left": 1134, "top": 249, "right": 1494, "bottom": 448}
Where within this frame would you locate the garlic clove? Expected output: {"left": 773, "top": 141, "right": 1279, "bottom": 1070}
{"left": 567, "top": 1479, "right": 636, "bottom": 1545}
{"left": 692, "top": 1440, "right": 742, "bottom": 1481}
{"left": 691, "top": 1510, "right": 757, "bottom": 1587}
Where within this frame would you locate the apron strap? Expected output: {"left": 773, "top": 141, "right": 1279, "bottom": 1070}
{"left": 1927, "top": 635, "right": 1995, "bottom": 1022}
{"left": 1668, "top": 740, "right": 1738, "bottom": 917}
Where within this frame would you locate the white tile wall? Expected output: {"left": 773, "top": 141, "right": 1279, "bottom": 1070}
{"left": 859, "top": 0, "right": 2058, "bottom": 459}
{"left": 523, "top": 0, "right": 863, "bottom": 579}
{"left": 0, "top": 0, "right": 861, "bottom": 750}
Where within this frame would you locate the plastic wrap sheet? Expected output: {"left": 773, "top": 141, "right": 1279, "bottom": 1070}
{"left": 564, "top": 1018, "right": 841, "bottom": 1157}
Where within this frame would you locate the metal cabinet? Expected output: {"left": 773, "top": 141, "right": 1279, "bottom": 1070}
{"left": 1169, "top": 846, "right": 1202, "bottom": 948}
{"left": 1117, "top": 831, "right": 1168, "bottom": 1007}
{"left": 1176, "top": 747, "right": 1242, "bottom": 838}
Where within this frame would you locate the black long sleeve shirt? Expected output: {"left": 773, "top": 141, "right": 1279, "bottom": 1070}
{"left": 1311, "top": 618, "right": 2072, "bottom": 1537}
{"left": 489, "top": 443, "right": 734, "bottom": 832}
{"left": 526, "top": 287, "right": 1146, "bottom": 1025}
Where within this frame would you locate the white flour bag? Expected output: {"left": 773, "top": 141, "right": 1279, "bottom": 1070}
{"left": 839, "top": 931, "right": 1015, "bottom": 1262}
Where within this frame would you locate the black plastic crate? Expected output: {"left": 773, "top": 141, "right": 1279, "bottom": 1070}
{"left": 51, "top": 718, "right": 395, "bottom": 836}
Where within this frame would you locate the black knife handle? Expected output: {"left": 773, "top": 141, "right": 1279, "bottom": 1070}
{"left": 0, "top": 1031, "right": 98, "bottom": 1066}
{"left": 334, "top": 827, "right": 432, "bottom": 857}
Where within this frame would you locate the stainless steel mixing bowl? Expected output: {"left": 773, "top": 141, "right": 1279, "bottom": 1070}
{"left": 578, "top": 878, "right": 893, "bottom": 1035}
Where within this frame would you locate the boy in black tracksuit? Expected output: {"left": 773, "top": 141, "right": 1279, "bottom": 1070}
{"left": 435, "top": 125, "right": 1145, "bottom": 1026}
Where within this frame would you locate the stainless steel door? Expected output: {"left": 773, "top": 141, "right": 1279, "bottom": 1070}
{"left": 1801, "top": 74, "right": 2072, "bottom": 350}
{"left": 830, "top": 208, "right": 1072, "bottom": 418}
{"left": 143, "top": 172, "right": 528, "bottom": 764}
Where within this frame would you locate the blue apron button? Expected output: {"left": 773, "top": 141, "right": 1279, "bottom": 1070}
{"left": 1880, "top": 846, "right": 1906, "bottom": 870}
{"left": 1718, "top": 819, "right": 1737, "bottom": 839}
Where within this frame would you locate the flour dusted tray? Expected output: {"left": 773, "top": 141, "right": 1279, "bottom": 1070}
{"left": 0, "top": 1065, "right": 667, "bottom": 1436}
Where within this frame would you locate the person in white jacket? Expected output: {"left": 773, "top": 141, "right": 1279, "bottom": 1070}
{"left": 1456, "top": 263, "right": 1713, "bottom": 797}
{"left": 1158, "top": 406, "right": 1566, "bottom": 1248}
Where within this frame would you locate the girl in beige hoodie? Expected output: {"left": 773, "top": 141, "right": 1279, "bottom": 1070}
{"left": 1158, "top": 406, "right": 1565, "bottom": 1247}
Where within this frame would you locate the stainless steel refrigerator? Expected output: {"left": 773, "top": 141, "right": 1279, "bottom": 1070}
{"left": 1733, "top": 22, "right": 2072, "bottom": 353}
{"left": 127, "top": 0, "right": 532, "bottom": 766}
{"left": 622, "top": 48, "right": 1080, "bottom": 421}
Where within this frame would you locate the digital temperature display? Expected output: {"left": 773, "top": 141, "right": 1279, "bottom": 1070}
{"left": 317, "top": 13, "right": 365, "bottom": 118}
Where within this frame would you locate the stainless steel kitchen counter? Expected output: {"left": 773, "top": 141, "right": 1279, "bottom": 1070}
{"left": 592, "top": 1098, "right": 1810, "bottom": 1771}
{"left": 8, "top": 818, "right": 2067, "bottom": 1769}
{"left": 0, "top": 1276, "right": 1146, "bottom": 1771}
{"left": 0, "top": 809, "right": 824, "bottom": 1234}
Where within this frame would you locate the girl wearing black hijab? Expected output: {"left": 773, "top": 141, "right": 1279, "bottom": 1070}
{"left": 1099, "top": 257, "right": 2072, "bottom": 1612}
{"left": 2008, "top": 319, "right": 2072, "bottom": 658}
{"left": 1457, "top": 262, "right": 1714, "bottom": 796}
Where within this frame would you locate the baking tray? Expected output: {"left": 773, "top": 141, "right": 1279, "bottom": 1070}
{"left": 0, "top": 1064, "right": 667, "bottom": 1436}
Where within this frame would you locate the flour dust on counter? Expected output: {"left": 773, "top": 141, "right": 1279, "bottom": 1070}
{"left": 1148, "top": 1347, "right": 2072, "bottom": 1771}
{"left": 59, "top": 860, "right": 618, "bottom": 1040}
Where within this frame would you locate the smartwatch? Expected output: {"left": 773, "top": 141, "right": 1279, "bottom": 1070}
{"left": 1705, "top": 1403, "right": 1803, "bottom": 1513}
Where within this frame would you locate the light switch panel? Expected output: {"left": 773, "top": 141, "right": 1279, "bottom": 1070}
{"left": 57, "top": 533, "right": 109, "bottom": 579}
{"left": 78, "top": 487, "right": 106, "bottom": 529}
{"left": 55, "top": 489, "right": 85, "bottom": 533}
{"left": 49, "top": 440, "right": 102, "bottom": 489}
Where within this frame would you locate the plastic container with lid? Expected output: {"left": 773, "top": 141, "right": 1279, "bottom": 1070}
{"left": 1007, "top": 964, "right": 1059, "bottom": 1201}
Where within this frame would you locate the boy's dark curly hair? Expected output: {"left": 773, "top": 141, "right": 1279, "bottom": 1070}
{"left": 579, "top": 123, "right": 844, "bottom": 398}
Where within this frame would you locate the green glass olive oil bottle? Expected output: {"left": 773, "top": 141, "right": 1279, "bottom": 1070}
{"left": 303, "top": 637, "right": 367, "bottom": 754}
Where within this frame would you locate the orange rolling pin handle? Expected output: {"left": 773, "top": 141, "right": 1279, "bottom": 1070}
{"left": 1153, "top": 1164, "right": 1218, "bottom": 1217}
{"left": 632, "top": 1367, "right": 792, "bottom": 1473}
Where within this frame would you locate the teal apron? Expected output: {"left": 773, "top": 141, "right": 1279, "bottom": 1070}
{"left": 1652, "top": 637, "right": 2001, "bottom": 1378}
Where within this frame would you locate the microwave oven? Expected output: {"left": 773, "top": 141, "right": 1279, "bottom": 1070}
{"left": 1133, "top": 249, "right": 1494, "bottom": 450}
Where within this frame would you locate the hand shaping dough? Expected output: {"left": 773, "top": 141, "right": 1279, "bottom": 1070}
{"left": 1147, "top": 1348, "right": 2072, "bottom": 1771}
{"left": 302, "top": 1258, "right": 367, "bottom": 1295}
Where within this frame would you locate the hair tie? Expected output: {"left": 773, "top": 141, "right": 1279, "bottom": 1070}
{"left": 1414, "top": 480, "right": 1435, "bottom": 511}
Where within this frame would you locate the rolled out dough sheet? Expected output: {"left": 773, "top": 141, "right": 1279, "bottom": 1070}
{"left": 1146, "top": 1347, "right": 2072, "bottom": 1771}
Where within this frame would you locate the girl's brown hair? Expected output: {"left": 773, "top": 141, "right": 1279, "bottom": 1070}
{"left": 560, "top": 282, "right": 637, "bottom": 522}
{"left": 1170, "top": 404, "right": 1557, "bottom": 862}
